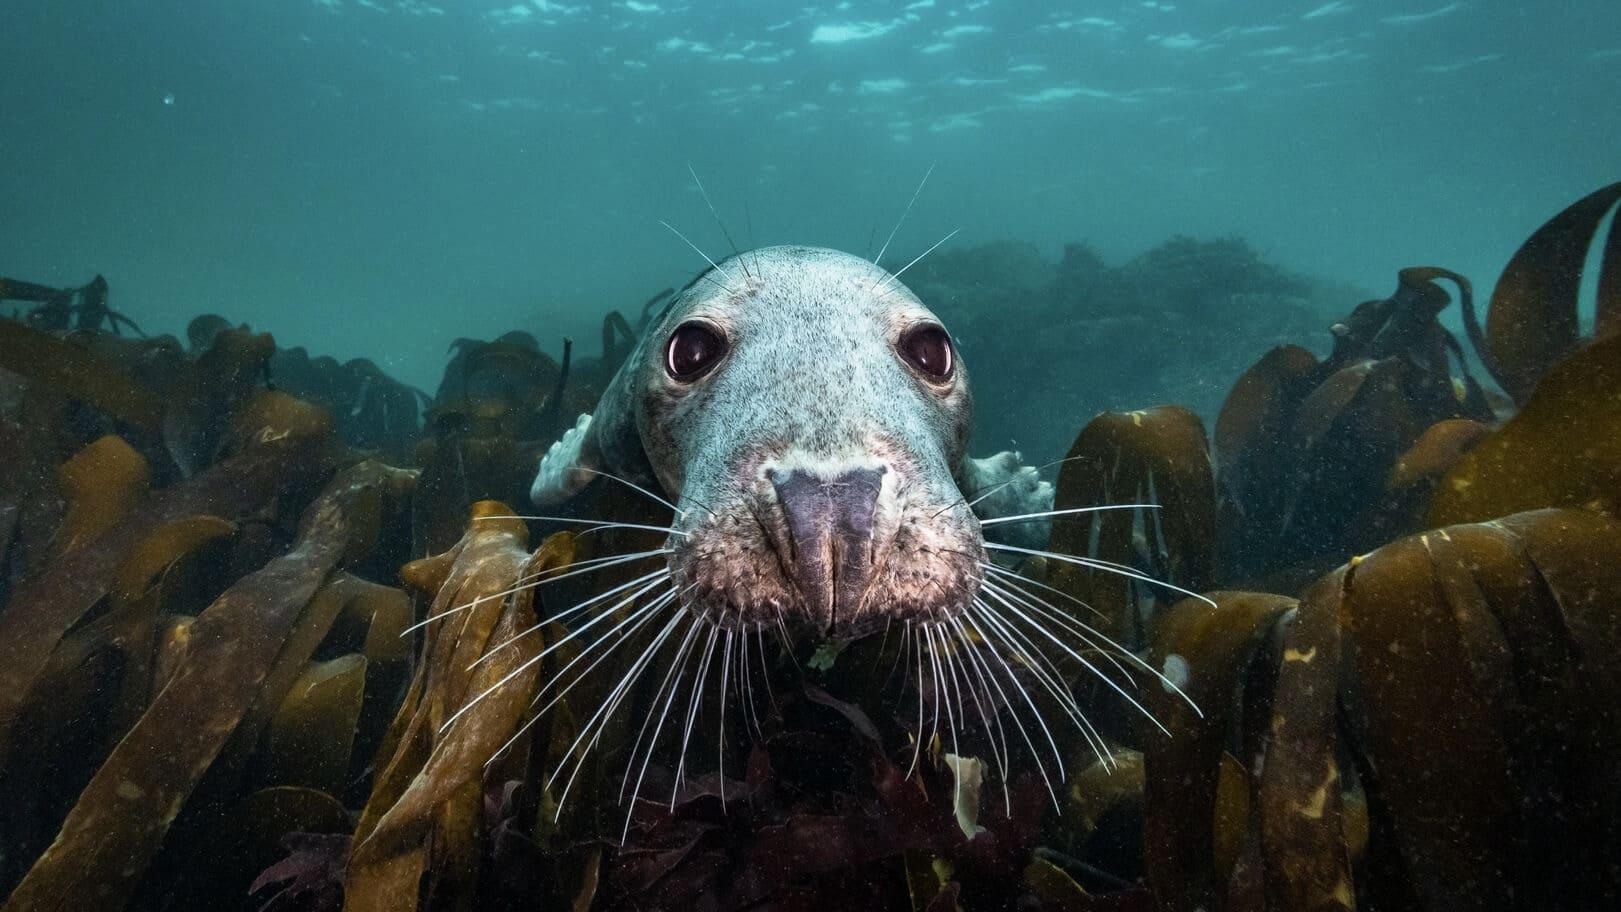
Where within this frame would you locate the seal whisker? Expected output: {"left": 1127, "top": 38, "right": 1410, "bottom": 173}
{"left": 979, "top": 561, "right": 1109, "bottom": 622}
{"left": 442, "top": 571, "right": 670, "bottom": 734}
{"left": 972, "top": 598, "right": 1113, "bottom": 771}
{"left": 756, "top": 624, "right": 779, "bottom": 716}
{"left": 885, "top": 620, "right": 913, "bottom": 692}
{"left": 466, "top": 568, "right": 671, "bottom": 672}
{"left": 531, "top": 587, "right": 678, "bottom": 719}
{"left": 984, "top": 542, "right": 1219, "bottom": 609}
{"left": 718, "top": 629, "right": 733, "bottom": 808}
{"left": 619, "top": 617, "right": 704, "bottom": 802}
{"left": 973, "top": 591, "right": 1082, "bottom": 708}
{"left": 981, "top": 582, "right": 1171, "bottom": 738}
{"left": 941, "top": 624, "right": 995, "bottom": 777}
{"left": 931, "top": 625, "right": 964, "bottom": 812}
{"left": 874, "top": 227, "right": 960, "bottom": 295}
{"left": 739, "top": 624, "right": 762, "bottom": 740}
{"left": 402, "top": 547, "right": 650, "bottom": 638}
{"left": 932, "top": 454, "right": 1092, "bottom": 521}
{"left": 552, "top": 607, "right": 690, "bottom": 820}
{"left": 477, "top": 515, "right": 690, "bottom": 538}
{"left": 979, "top": 576, "right": 1137, "bottom": 685}
{"left": 399, "top": 550, "right": 659, "bottom": 637}
{"left": 672, "top": 624, "right": 720, "bottom": 805}
{"left": 925, "top": 624, "right": 944, "bottom": 769}
{"left": 773, "top": 610, "right": 800, "bottom": 672}
{"left": 871, "top": 161, "right": 936, "bottom": 274}
{"left": 973, "top": 598, "right": 1113, "bottom": 770}
{"left": 659, "top": 218, "right": 741, "bottom": 290}
{"left": 687, "top": 163, "right": 750, "bottom": 281}
{"left": 959, "top": 611, "right": 1064, "bottom": 808}
{"left": 622, "top": 617, "right": 705, "bottom": 842}
{"left": 978, "top": 503, "right": 1163, "bottom": 526}
{"left": 979, "top": 568, "right": 1201, "bottom": 715}
{"left": 574, "top": 465, "right": 700, "bottom": 519}
{"left": 950, "top": 617, "right": 1013, "bottom": 814}
{"left": 906, "top": 621, "right": 926, "bottom": 778}
{"left": 484, "top": 588, "right": 674, "bottom": 773}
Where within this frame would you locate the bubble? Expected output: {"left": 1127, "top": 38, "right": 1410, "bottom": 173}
{"left": 162, "top": 93, "right": 175, "bottom": 106}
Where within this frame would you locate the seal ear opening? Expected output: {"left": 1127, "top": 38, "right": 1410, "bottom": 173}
{"left": 530, "top": 412, "right": 604, "bottom": 505}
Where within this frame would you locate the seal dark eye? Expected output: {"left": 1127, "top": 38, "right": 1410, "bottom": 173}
{"left": 899, "top": 324, "right": 954, "bottom": 381}
{"left": 666, "top": 322, "right": 728, "bottom": 381}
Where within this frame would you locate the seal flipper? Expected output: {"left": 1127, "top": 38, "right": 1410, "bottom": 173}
{"left": 530, "top": 412, "right": 599, "bottom": 505}
{"left": 529, "top": 331, "right": 660, "bottom": 507}
{"left": 958, "top": 450, "right": 1055, "bottom": 550}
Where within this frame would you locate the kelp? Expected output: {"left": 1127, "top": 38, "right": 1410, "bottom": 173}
{"left": 0, "top": 319, "right": 166, "bottom": 428}
{"left": 1140, "top": 509, "right": 1621, "bottom": 911}
{"left": 1214, "top": 268, "right": 1493, "bottom": 582}
{"left": 1470, "top": 181, "right": 1621, "bottom": 403}
{"left": 345, "top": 507, "right": 571, "bottom": 911}
{"left": 1049, "top": 405, "right": 1215, "bottom": 646}
{"left": 52, "top": 434, "right": 152, "bottom": 551}
{"left": 0, "top": 429, "right": 332, "bottom": 763}
{"left": 1427, "top": 333, "right": 1621, "bottom": 526}
{"left": 1144, "top": 591, "right": 1294, "bottom": 910}
{"left": 0, "top": 274, "right": 140, "bottom": 335}
{"left": 1, "top": 462, "right": 392, "bottom": 911}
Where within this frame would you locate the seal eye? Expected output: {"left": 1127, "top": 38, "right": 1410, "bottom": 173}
{"left": 666, "top": 322, "right": 728, "bottom": 381}
{"left": 899, "top": 324, "right": 954, "bottom": 381}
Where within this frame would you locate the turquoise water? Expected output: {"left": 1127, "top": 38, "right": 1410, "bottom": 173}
{"left": 5, "top": 0, "right": 1617, "bottom": 396}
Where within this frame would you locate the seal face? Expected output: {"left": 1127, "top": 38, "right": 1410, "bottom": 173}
{"left": 532, "top": 245, "right": 1046, "bottom": 641}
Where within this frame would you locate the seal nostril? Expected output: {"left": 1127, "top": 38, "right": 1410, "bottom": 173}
{"left": 768, "top": 466, "right": 886, "bottom": 633}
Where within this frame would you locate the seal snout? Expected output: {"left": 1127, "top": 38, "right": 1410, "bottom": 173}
{"left": 765, "top": 464, "right": 887, "bottom": 636}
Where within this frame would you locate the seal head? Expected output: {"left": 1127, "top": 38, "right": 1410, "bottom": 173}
{"left": 533, "top": 245, "right": 1042, "bottom": 640}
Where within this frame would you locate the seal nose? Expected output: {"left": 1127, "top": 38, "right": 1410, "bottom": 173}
{"left": 766, "top": 465, "right": 886, "bottom": 635}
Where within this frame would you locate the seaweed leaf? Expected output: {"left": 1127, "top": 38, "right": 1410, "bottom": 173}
{"left": 1478, "top": 181, "right": 1621, "bottom": 402}
{"left": 1428, "top": 333, "right": 1621, "bottom": 526}
{"left": 0, "top": 319, "right": 166, "bottom": 427}
{"left": 1144, "top": 591, "right": 1294, "bottom": 910}
{"left": 1050, "top": 406, "right": 1215, "bottom": 646}
{"left": 0, "top": 462, "right": 391, "bottom": 912}
{"left": 0, "top": 431, "right": 332, "bottom": 764}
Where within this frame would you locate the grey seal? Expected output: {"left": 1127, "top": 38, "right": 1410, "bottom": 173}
{"left": 531, "top": 245, "right": 1052, "bottom": 641}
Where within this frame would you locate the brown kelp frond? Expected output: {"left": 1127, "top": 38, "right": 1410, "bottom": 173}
{"left": 0, "top": 429, "right": 334, "bottom": 762}
{"left": 1475, "top": 181, "right": 1621, "bottom": 403}
{"left": 0, "top": 274, "right": 141, "bottom": 336}
{"left": 1, "top": 462, "right": 396, "bottom": 911}
{"left": 1212, "top": 266, "right": 1495, "bottom": 583}
{"left": 1047, "top": 405, "right": 1215, "bottom": 648}
{"left": 1142, "top": 509, "right": 1621, "bottom": 910}
{"left": 345, "top": 511, "right": 568, "bottom": 908}
{"left": 1428, "top": 332, "right": 1621, "bottom": 526}
{"left": 0, "top": 318, "right": 167, "bottom": 428}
